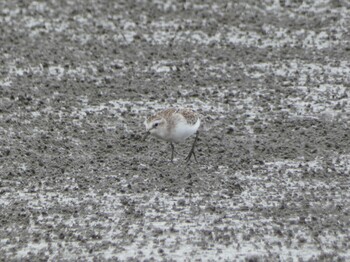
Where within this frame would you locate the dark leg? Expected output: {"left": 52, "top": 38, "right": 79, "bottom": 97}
{"left": 185, "top": 131, "right": 199, "bottom": 163}
{"left": 170, "top": 142, "right": 175, "bottom": 163}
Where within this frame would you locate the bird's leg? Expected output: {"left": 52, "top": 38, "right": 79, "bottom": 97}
{"left": 170, "top": 142, "right": 178, "bottom": 163}
{"left": 185, "top": 131, "right": 199, "bottom": 163}
{"left": 169, "top": 142, "right": 181, "bottom": 162}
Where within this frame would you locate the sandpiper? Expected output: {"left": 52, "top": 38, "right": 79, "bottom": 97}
{"left": 143, "top": 108, "right": 200, "bottom": 163}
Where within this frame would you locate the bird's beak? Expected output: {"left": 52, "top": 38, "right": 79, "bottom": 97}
{"left": 142, "top": 131, "right": 150, "bottom": 141}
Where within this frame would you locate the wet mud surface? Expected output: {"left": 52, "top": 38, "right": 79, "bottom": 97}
{"left": 1, "top": 0, "right": 350, "bottom": 260}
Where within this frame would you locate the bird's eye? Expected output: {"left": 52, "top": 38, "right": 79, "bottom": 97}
{"left": 154, "top": 123, "right": 159, "bottom": 127}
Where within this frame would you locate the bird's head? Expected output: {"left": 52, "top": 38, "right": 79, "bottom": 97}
{"left": 142, "top": 117, "right": 166, "bottom": 141}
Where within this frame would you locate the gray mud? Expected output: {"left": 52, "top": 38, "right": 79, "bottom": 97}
{"left": 1, "top": 0, "right": 350, "bottom": 261}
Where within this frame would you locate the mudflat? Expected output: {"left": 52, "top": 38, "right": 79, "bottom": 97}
{"left": 1, "top": 1, "right": 349, "bottom": 260}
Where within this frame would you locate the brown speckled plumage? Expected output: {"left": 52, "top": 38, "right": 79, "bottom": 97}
{"left": 177, "top": 108, "right": 199, "bottom": 125}
{"left": 146, "top": 108, "right": 199, "bottom": 126}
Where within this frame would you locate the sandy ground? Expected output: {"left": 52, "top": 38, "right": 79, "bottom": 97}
{"left": 1, "top": 0, "right": 350, "bottom": 261}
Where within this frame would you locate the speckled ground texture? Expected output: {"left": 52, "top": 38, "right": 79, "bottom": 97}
{"left": 1, "top": 0, "right": 350, "bottom": 261}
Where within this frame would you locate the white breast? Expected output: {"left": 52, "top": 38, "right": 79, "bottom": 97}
{"left": 171, "top": 118, "right": 200, "bottom": 143}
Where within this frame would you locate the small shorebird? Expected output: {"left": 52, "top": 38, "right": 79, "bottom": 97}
{"left": 143, "top": 108, "right": 200, "bottom": 163}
